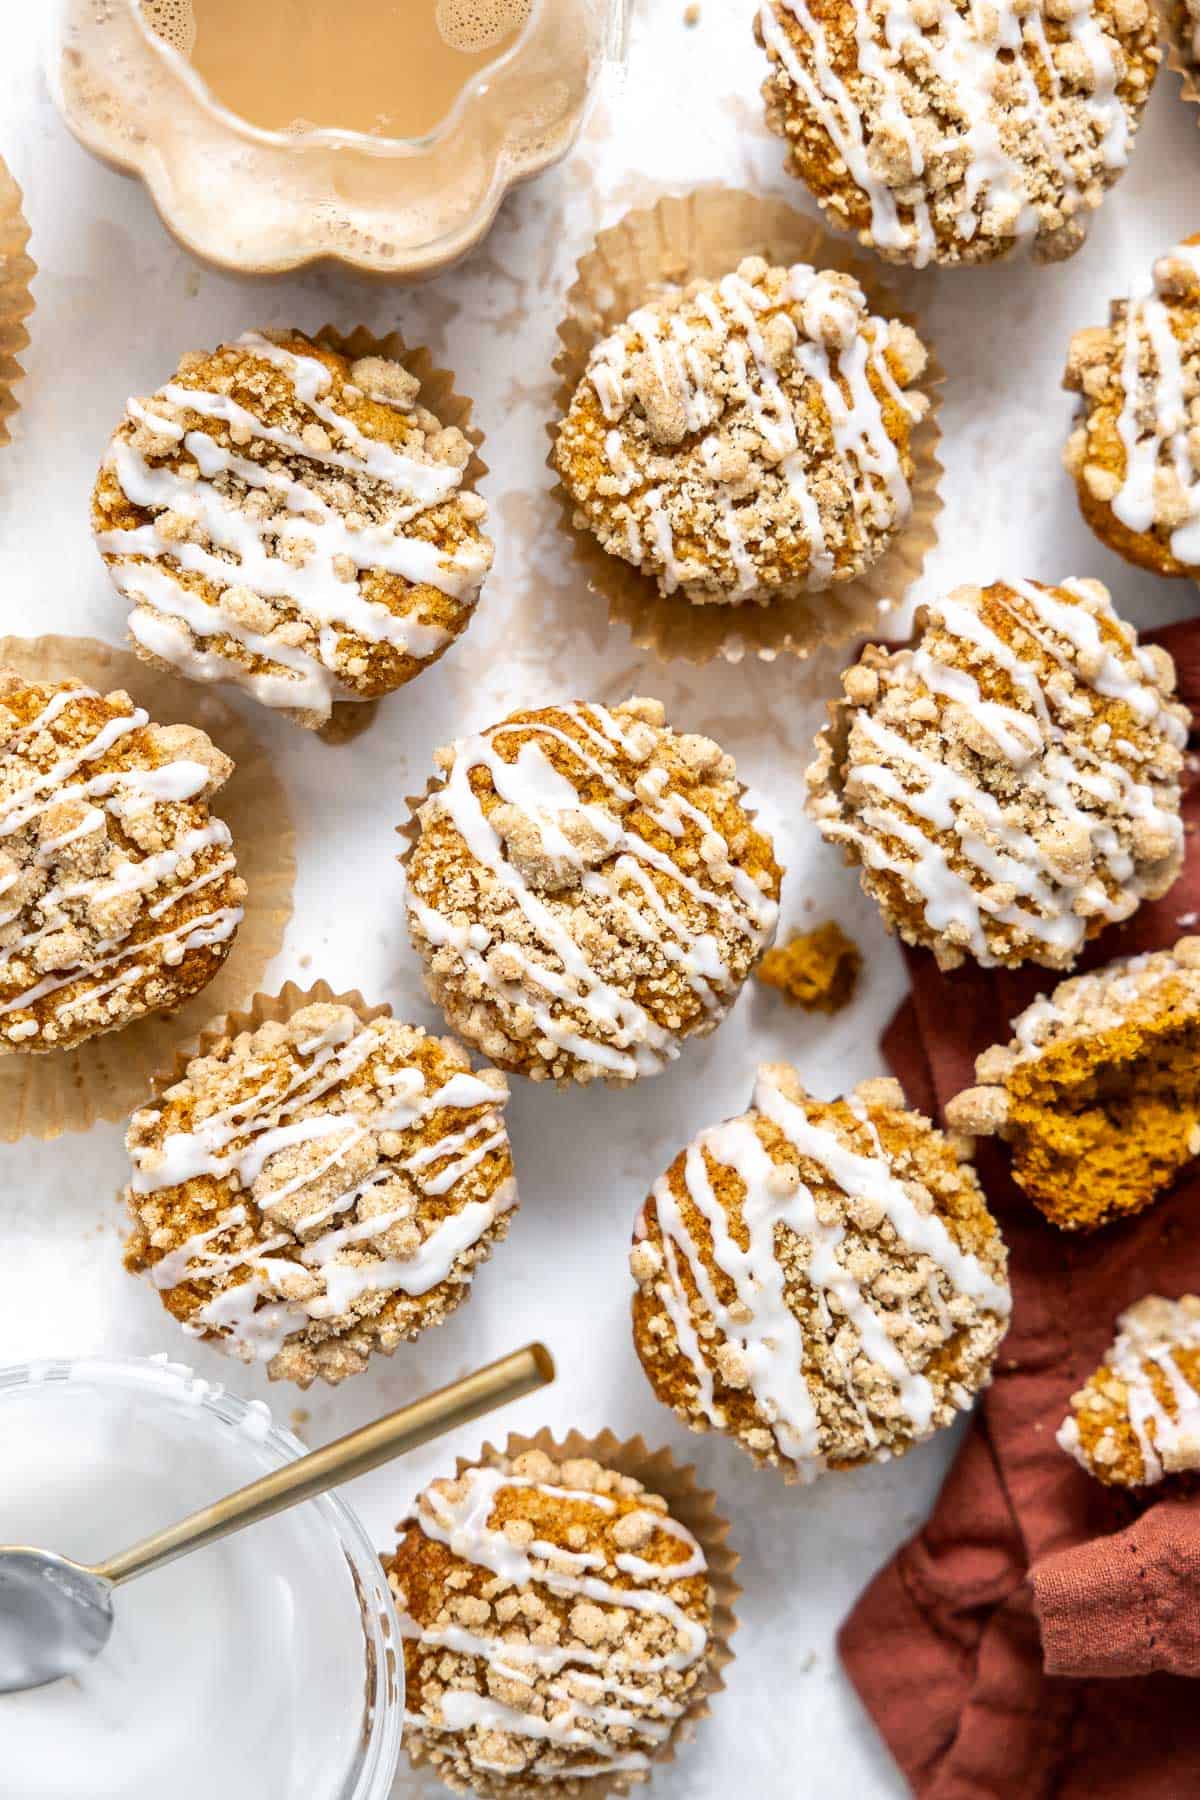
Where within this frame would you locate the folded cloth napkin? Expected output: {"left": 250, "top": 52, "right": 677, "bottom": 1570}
{"left": 839, "top": 620, "right": 1200, "bottom": 1797}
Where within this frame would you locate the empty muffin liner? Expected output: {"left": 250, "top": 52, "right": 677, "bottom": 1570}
{"left": 395, "top": 1425, "right": 740, "bottom": 1796}
{"left": 0, "top": 636, "right": 295, "bottom": 1141}
{"left": 0, "top": 156, "right": 35, "bottom": 451}
{"left": 548, "top": 186, "right": 944, "bottom": 666}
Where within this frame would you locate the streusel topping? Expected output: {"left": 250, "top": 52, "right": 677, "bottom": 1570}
{"left": 807, "top": 579, "right": 1189, "bottom": 971}
{"left": 404, "top": 697, "right": 781, "bottom": 1086}
{"left": 0, "top": 671, "right": 244, "bottom": 1053}
{"left": 1060, "top": 1295, "right": 1200, "bottom": 1486}
{"left": 1065, "top": 240, "right": 1200, "bottom": 576}
{"left": 389, "top": 1449, "right": 712, "bottom": 1796}
{"left": 757, "top": 0, "right": 1158, "bottom": 268}
{"left": 554, "top": 257, "right": 929, "bottom": 605}
{"left": 947, "top": 938, "right": 1200, "bottom": 1229}
{"left": 124, "top": 1001, "right": 515, "bottom": 1386}
{"left": 92, "top": 331, "right": 493, "bottom": 728}
{"left": 631, "top": 1064, "right": 1010, "bottom": 1482}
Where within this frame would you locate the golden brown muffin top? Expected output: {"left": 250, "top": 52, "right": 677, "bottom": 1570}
{"left": 1060, "top": 1295, "right": 1200, "bottom": 1486}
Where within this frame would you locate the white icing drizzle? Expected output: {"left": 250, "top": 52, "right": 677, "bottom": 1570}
{"left": 639, "top": 1066, "right": 1010, "bottom": 1483}
{"left": 1059, "top": 1297, "right": 1200, "bottom": 1484}
{"left": 401, "top": 1465, "right": 708, "bottom": 1780}
{"left": 0, "top": 685, "right": 242, "bottom": 1029}
{"left": 407, "top": 705, "right": 778, "bottom": 1079}
{"left": 95, "top": 332, "right": 491, "bottom": 721}
{"left": 1109, "top": 244, "right": 1200, "bottom": 564}
{"left": 759, "top": 0, "right": 1131, "bottom": 267}
{"left": 129, "top": 1009, "right": 513, "bottom": 1365}
{"left": 829, "top": 581, "right": 1185, "bottom": 966}
{"left": 590, "top": 267, "right": 917, "bottom": 597}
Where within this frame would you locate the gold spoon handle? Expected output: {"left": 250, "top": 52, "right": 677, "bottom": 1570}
{"left": 94, "top": 1342, "right": 554, "bottom": 1587}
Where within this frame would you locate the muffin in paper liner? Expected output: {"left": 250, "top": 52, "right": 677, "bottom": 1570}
{"left": 0, "top": 636, "right": 294, "bottom": 1141}
{"left": 123, "top": 978, "right": 520, "bottom": 1388}
{"left": 0, "top": 156, "right": 35, "bottom": 451}
{"left": 548, "top": 187, "right": 944, "bottom": 666}
{"left": 390, "top": 1425, "right": 739, "bottom": 1797}
{"left": 393, "top": 704, "right": 781, "bottom": 1088}
{"left": 93, "top": 322, "right": 489, "bottom": 749}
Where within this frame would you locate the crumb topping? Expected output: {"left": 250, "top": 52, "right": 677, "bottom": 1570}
{"left": 404, "top": 697, "right": 782, "bottom": 1087}
{"left": 807, "top": 579, "right": 1190, "bottom": 971}
{"left": 1060, "top": 1295, "right": 1200, "bottom": 1486}
{"left": 123, "top": 1001, "right": 514, "bottom": 1386}
{"left": 947, "top": 937, "right": 1200, "bottom": 1229}
{"left": 0, "top": 671, "right": 244, "bottom": 1054}
{"left": 388, "top": 1449, "right": 712, "bottom": 1796}
{"left": 630, "top": 1062, "right": 1010, "bottom": 1481}
{"left": 756, "top": 920, "right": 862, "bottom": 1012}
{"left": 554, "top": 256, "right": 929, "bottom": 606}
{"left": 91, "top": 331, "right": 493, "bottom": 729}
{"left": 756, "top": 0, "right": 1159, "bottom": 268}
{"left": 1065, "top": 239, "right": 1200, "bottom": 577}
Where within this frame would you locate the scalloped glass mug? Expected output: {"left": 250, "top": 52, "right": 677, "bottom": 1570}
{"left": 47, "top": 0, "right": 629, "bottom": 278}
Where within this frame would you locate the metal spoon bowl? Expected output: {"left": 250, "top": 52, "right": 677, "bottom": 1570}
{"left": 0, "top": 1341, "right": 552, "bottom": 1695}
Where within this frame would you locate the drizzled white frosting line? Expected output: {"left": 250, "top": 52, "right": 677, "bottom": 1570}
{"left": 1059, "top": 1301, "right": 1200, "bottom": 1483}
{"left": 1109, "top": 244, "right": 1200, "bottom": 563}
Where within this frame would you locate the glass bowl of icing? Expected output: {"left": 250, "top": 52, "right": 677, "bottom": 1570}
{"left": 46, "top": 0, "right": 630, "bottom": 278}
{"left": 0, "top": 1354, "right": 403, "bottom": 1800}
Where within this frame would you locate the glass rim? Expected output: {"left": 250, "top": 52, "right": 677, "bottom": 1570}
{"left": 0, "top": 1351, "right": 404, "bottom": 1800}
{"left": 124, "top": 0, "right": 548, "bottom": 155}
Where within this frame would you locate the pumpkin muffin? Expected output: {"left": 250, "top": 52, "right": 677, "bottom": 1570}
{"left": 947, "top": 939, "right": 1200, "bottom": 1230}
{"left": 123, "top": 1000, "right": 515, "bottom": 1385}
{"left": 806, "top": 579, "right": 1189, "bottom": 972}
{"left": 91, "top": 330, "right": 492, "bottom": 730}
{"left": 403, "top": 697, "right": 781, "bottom": 1086}
{"left": 388, "top": 1447, "right": 715, "bottom": 1795}
{"left": 630, "top": 1063, "right": 1011, "bottom": 1483}
{"left": 1059, "top": 1295, "right": 1200, "bottom": 1486}
{"left": 755, "top": 0, "right": 1159, "bottom": 269}
{"left": 0, "top": 671, "right": 244, "bottom": 1054}
{"left": 552, "top": 256, "right": 930, "bottom": 606}
{"left": 1064, "top": 240, "right": 1200, "bottom": 577}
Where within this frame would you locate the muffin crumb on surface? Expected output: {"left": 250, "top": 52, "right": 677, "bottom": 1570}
{"left": 756, "top": 921, "right": 861, "bottom": 1013}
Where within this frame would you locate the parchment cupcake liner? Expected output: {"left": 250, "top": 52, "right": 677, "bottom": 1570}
{"left": 1163, "top": 0, "right": 1200, "bottom": 116}
{"left": 0, "top": 636, "right": 295, "bottom": 1141}
{"left": 311, "top": 324, "right": 489, "bottom": 746}
{"left": 0, "top": 156, "right": 35, "bottom": 450}
{"left": 398, "top": 1425, "right": 739, "bottom": 1797}
{"left": 548, "top": 187, "right": 944, "bottom": 666}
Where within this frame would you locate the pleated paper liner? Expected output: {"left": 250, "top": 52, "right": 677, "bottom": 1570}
{"left": 0, "top": 637, "right": 295, "bottom": 1141}
{"left": 398, "top": 1426, "right": 739, "bottom": 1797}
{"left": 0, "top": 155, "right": 35, "bottom": 450}
{"left": 1163, "top": 0, "right": 1200, "bottom": 118}
{"left": 313, "top": 324, "right": 488, "bottom": 746}
{"left": 142, "top": 979, "right": 391, "bottom": 1107}
{"left": 548, "top": 187, "right": 944, "bottom": 666}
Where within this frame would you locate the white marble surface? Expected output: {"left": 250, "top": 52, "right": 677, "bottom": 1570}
{"left": 2, "top": 5, "right": 1200, "bottom": 1796}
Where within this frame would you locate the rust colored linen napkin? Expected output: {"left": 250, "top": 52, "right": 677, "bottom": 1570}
{"left": 839, "top": 620, "right": 1200, "bottom": 1797}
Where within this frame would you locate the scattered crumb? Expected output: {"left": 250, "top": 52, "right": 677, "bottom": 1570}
{"left": 298, "top": 952, "right": 312, "bottom": 969}
{"left": 684, "top": 2, "right": 701, "bottom": 22}
{"left": 756, "top": 920, "right": 861, "bottom": 1013}
{"left": 289, "top": 1407, "right": 310, "bottom": 1435}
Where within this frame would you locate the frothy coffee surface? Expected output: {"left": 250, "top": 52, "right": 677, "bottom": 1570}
{"left": 140, "top": 0, "right": 531, "bottom": 138}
